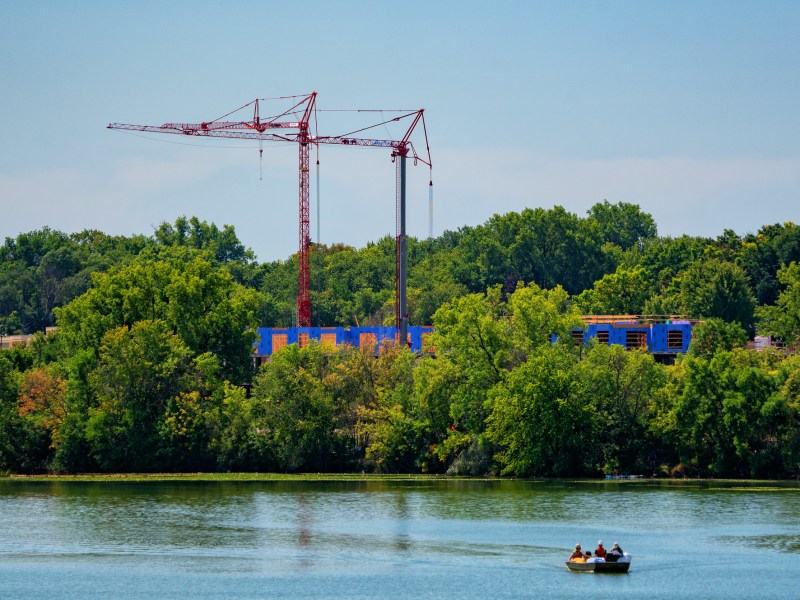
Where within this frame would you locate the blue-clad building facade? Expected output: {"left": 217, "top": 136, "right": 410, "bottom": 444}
{"left": 254, "top": 319, "right": 694, "bottom": 363}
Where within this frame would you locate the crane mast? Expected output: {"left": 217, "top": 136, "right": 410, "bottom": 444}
{"left": 296, "top": 98, "right": 315, "bottom": 327}
{"left": 108, "top": 94, "right": 431, "bottom": 337}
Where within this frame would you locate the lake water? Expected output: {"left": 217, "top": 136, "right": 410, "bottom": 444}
{"left": 1, "top": 478, "right": 798, "bottom": 599}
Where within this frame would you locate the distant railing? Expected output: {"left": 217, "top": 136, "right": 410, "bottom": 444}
{"left": 580, "top": 315, "right": 696, "bottom": 325}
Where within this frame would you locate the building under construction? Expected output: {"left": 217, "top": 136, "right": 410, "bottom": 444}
{"left": 252, "top": 317, "right": 698, "bottom": 364}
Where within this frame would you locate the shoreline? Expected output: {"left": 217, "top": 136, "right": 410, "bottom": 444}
{"left": 3, "top": 473, "right": 799, "bottom": 485}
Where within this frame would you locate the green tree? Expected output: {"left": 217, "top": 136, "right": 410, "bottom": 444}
{"left": 154, "top": 216, "right": 255, "bottom": 265}
{"left": 661, "top": 350, "right": 783, "bottom": 477}
{"left": 55, "top": 246, "right": 261, "bottom": 383}
{"left": 756, "top": 262, "right": 800, "bottom": 342}
{"left": 680, "top": 259, "right": 756, "bottom": 333}
{"left": 664, "top": 353, "right": 736, "bottom": 475}
{"left": 450, "top": 207, "right": 614, "bottom": 296}
{"left": 578, "top": 345, "right": 666, "bottom": 473}
{"left": 206, "top": 381, "right": 272, "bottom": 471}
{"left": 688, "top": 318, "right": 748, "bottom": 357}
{"left": 355, "top": 346, "right": 431, "bottom": 473}
{"left": 0, "top": 228, "right": 81, "bottom": 332}
{"left": 408, "top": 251, "right": 468, "bottom": 325}
{"left": 575, "top": 265, "right": 653, "bottom": 315}
{"left": 0, "top": 350, "right": 52, "bottom": 473}
{"left": 259, "top": 256, "right": 299, "bottom": 326}
{"left": 0, "top": 351, "right": 19, "bottom": 402}
{"left": 738, "top": 222, "right": 800, "bottom": 305}
{"left": 251, "top": 343, "right": 342, "bottom": 472}
{"left": 427, "top": 283, "right": 583, "bottom": 445}
{"left": 626, "top": 235, "right": 711, "bottom": 293}
{"left": 327, "top": 344, "right": 404, "bottom": 457}
{"left": 85, "top": 320, "right": 219, "bottom": 472}
{"left": 769, "top": 356, "right": 800, "bottom": 477}
{"left": 506, "top": 283, "right": 583, "bottom": 362}
{"left": 412, "top": 356, "right": 466, "bottom": 473}
{"left": 0, "top": 228, "right": 150, "bottom": 334}
{"left": 486, "top": 345, "right": 592, "bottom": 476}
{"left": 51, "top": 348, "right": 98, "bottom": 472}
{"left": 721, "top": 363, "right": 781, "bottom": 477}
{"left": 429, "top": 287, "right": 511, "bottom": 435}
{"left": 587, "top": 200, "right": 657, "bottom": 250}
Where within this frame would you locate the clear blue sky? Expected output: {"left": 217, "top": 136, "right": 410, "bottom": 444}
{"left": 2, "top": 1, "right": 798, "bottom": 261}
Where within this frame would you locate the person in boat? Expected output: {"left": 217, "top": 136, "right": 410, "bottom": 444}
{"left": 606, "top": 543, "right": 624, "bottom": 562}
{"left": 568, "top": 544, "right": 585, "bottom": 562}
{"left": 587, "top": 552, "right": 605, "bottom": 563}
{"left": 595, "top": 541, "right": 606, "bottom": 558}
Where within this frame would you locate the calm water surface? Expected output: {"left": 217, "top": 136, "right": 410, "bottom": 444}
{"left": 1, "top": 479, "right": 798, "bottom": 599}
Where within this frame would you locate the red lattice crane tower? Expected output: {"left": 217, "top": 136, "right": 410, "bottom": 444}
{"left": 108, "top": 93, "right": 431, "bottom": 335}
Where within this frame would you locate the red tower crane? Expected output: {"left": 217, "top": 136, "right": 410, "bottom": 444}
{"left": 107, "top": 93, "right": 431, "bottom": 337}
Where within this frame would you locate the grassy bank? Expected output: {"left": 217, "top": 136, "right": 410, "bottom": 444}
{"left": 5, "top": 473, "right": 799, "bottom": 487}
{"left": 3, "top": 472, "right": 457, "bottom": 483}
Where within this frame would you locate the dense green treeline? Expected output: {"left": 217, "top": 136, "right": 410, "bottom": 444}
{"left": 3, "top": 204, "right": 800, "bottom": 337}
{"left": 2, "top": 281, "right": 800, "bottom": 477}
{"left": 2, "top": 203, "right": 800, "bottom": 476}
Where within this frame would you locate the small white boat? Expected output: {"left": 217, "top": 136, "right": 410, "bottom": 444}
{"left": 566, "top": 554, "right": 631, "bottom": 573}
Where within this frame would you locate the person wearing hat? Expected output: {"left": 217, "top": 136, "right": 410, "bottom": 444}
{"left": 568, "top": 544, "right": 585, "bottom": 562}
{"left": 595, "top": 540, "right": 607, "bottom": 558}
{"left": 606, "top": 542, "right": 624, "bottom": 562}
